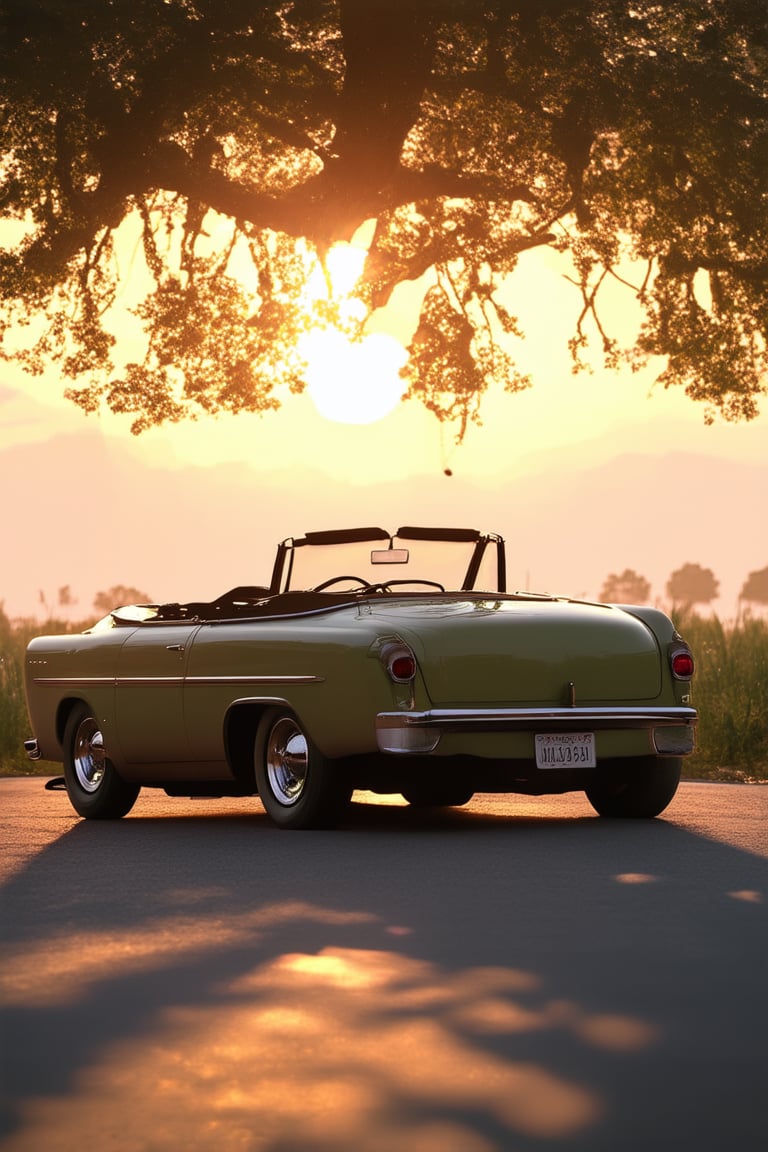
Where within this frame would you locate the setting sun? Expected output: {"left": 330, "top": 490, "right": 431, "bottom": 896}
{"left": 299, "top": 239, "right": 409, "bottom": 425}
{"left": 302, "top": 328, "right": 407, "bottom": 424}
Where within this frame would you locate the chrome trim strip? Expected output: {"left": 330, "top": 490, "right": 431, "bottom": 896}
{"left": 377, "top": 706, "right": 698, "bottom": 731}
{"left": 184, "top": 675, "right": 324, "bottom": 685}
{"left": 33, "top": 674, "right": 323, "bottom": 687}
{"left": 32, "top": 677, "right": 117, "bottom": 687}
{"left": 118, "top": 678, "right": 185, "bottom": 685}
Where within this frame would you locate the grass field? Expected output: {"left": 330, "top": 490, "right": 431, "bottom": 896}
{"left": 681, "top": 613, "right": 768, "bottom": 782}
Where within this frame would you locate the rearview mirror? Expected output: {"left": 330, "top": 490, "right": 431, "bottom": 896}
{"left": 371, "top": 548, "right": 409, "bottom": 565}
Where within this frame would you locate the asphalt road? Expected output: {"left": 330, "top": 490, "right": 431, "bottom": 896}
{"left": 1, "top": 778, "right": 766, "bottom": 1152}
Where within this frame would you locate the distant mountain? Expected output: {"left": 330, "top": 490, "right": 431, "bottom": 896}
{"left": 2, "top": 429, "right": 765, "bottom": 620}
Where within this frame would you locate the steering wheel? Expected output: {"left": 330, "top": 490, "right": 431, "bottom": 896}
{"left": 360, "top": 579, "right": 446, "bottom": 594}
{"left": 312, "top": 575, "right": 370, "bottom": 592}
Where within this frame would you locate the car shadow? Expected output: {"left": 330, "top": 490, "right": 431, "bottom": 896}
{"left": 1, "top": 786, "right": 766, "bottom": 1151}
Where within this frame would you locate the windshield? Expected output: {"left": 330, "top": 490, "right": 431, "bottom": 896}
{"left": 273, "top": 528, "right": 505, "bottom": 594}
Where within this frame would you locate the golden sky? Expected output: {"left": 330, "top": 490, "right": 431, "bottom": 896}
{"left": 6, "top": 240, "right": 766, "bottom": 481}
{"left": 2, "top": 240, "right": 768, "bottom": 619}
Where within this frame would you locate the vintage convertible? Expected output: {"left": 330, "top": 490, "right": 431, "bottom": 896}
{"left": 24, "top": 526, "right": 697, "bottom": 829}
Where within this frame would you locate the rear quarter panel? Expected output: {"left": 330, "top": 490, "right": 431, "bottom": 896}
{"left": 184, "top": 611, "right": 414, "bottom": 760}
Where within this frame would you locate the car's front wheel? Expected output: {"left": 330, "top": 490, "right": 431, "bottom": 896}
{"left": 254, "top": 709, "right": 351, "bottom": 829}
{"left": 63, "top": 703, "right": 140, "bottom": 819}
{"left": 585, "top": 756, "right": 682, "bottom": 818}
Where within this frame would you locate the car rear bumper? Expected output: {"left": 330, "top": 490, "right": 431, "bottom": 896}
{"left": 376, "top": 706, "right": 698, "bottom": 755}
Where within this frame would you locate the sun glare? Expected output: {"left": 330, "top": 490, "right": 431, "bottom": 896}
{"left": 325, "top": 242, "right": 368, "bottom": 296}
{"left": 303, "top": 329, "right": 407, "bottom": 424}
{"left": 300, "top": 241, "right": 408, "bottom": 425}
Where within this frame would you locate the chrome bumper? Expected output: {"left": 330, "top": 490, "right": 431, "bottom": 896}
{"left": 376, "top": 706, "right": 698, "bottom": 755}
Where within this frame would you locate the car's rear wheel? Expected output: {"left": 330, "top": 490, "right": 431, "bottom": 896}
{"left": 585, "top": 756, "right": 682, "bottom": 818}
{"left": 63, "top": 703, "right": 140, "bottom": 819}
{"left": 401, "top": 784, "right": 474, "bottom": 808}
{"left": 254, "top": 709, "right": 352, "bottom": 829}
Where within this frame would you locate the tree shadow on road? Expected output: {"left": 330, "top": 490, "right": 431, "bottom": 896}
{"left": 1, "top": 788, "right": 766, "bottom": 1151}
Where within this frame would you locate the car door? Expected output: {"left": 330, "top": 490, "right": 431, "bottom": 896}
{"left": 114, "top": 624, "right": 200, "bottom": 765}
{"left": 182, "top": 620, "right": 271, "bottom": 764}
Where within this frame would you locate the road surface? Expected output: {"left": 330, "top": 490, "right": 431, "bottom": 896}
{"left": 1, "top": 778, "right": 766, "bottom": 1151}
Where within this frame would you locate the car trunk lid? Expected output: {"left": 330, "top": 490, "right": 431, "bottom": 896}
{"left": 369, "top": 597, "right": 662, "bottom": 705}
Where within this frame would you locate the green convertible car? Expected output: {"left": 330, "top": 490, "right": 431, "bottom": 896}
{"left": 24, "top": 526, "right": 697, "bottom": 829}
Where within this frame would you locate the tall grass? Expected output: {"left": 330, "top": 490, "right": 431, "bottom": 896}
{"left": 0, "top": 613, "right": 87, "bottom": 775}
{"left": 0, "top": 644, "right": 33, "bottom": 769}
{"left": 681, "top": 612, "right": 768, "bottom": 782}
{"left": 2, "top": 609, "right": 767, "bottom": 781}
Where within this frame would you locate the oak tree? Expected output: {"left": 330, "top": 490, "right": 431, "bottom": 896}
{"left": 1, "top": 0, "right": 767, "bottom": 435}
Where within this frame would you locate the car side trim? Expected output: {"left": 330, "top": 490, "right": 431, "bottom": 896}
{"left": 184, "top": 675, "right": 324, "bottom": 685}
{"left": 31, "top": 676, "right": 120, "bottom": 687}
{"left": 31, "top": 674, "right": 324, "bottom": 687}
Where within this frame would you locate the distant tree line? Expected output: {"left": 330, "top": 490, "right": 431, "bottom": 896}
{"left": 33, "top": 584, "right": 153, "bottom": 623}
{"left": 9, "top": 565, "right": 768, "bottom": 623}
{"left": 600, "top": 564, "right": 768, "bottom": 611}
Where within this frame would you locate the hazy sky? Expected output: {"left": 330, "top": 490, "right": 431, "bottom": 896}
{"left": 3, "top": 243, "right": 767, "bottom": 620}
{"left": 5, "top": 240, "right": 767, "bottom": 479}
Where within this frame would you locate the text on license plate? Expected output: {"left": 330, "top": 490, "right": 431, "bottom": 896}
{"left": 535, "top": 733, "right": 596, "bottom": 768}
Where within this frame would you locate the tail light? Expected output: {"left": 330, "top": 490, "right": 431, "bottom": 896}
{"left": 378, "top": 640, "right": 417, "bottom": 683}
{"left": 390, "top": 654, "right": 416, "bottom": 681}
{"left": 670, "top": 646, "right": 694, "bottom": 680}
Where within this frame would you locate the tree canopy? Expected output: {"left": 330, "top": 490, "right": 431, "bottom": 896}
{"left": 1, "top": 0, "right": 767, "bottom": 435}
{"left": 666, "top": 561, "right": 719, "bottom": 608}
{"left": 740, "top": 566, "right": 768, "bottom": 605}
{"left": 599, "top": 568, "right": 651, "bottom": 604}
{"left": 93, "top": 584, "right": 152, "bottom": 614}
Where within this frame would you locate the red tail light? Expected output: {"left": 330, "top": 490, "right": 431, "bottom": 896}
{"left": 378, "top": 640, "right": 417, "bottom": 683}
{"left": 671, "top": 649, "right": 694, "bottom": 680}
{"left": 389, "top": 654, "right": 416, "bottom": 682}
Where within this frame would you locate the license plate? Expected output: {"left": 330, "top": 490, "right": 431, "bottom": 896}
{"left": 535, "top": 733, "right": 596, "bottom": 769}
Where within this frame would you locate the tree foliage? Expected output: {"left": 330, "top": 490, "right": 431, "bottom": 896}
{"left": 93, "top": 584, "right": 152, "bottom": 614}
{"left": 666, "top": 562, "right": 719, "bottom": 608}
{"left": 1, "top": 0, "right": 767, "bottom": 436}
{"left": 599, "top": 567, "right": 651, "bottom": 604}
{"left": 740, "top": 566, "right": 768, "bottom": 606}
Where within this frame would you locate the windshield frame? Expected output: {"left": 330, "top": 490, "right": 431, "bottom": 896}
{"left": 269, "top": 527, "right": 507, "bottom": 595}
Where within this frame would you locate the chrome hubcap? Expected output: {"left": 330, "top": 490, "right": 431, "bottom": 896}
{"left": 73, "top": 716, "right": 106, "bottom": 793}
{"left": 265, "top": 717, "right": 309, "bottom": 806}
